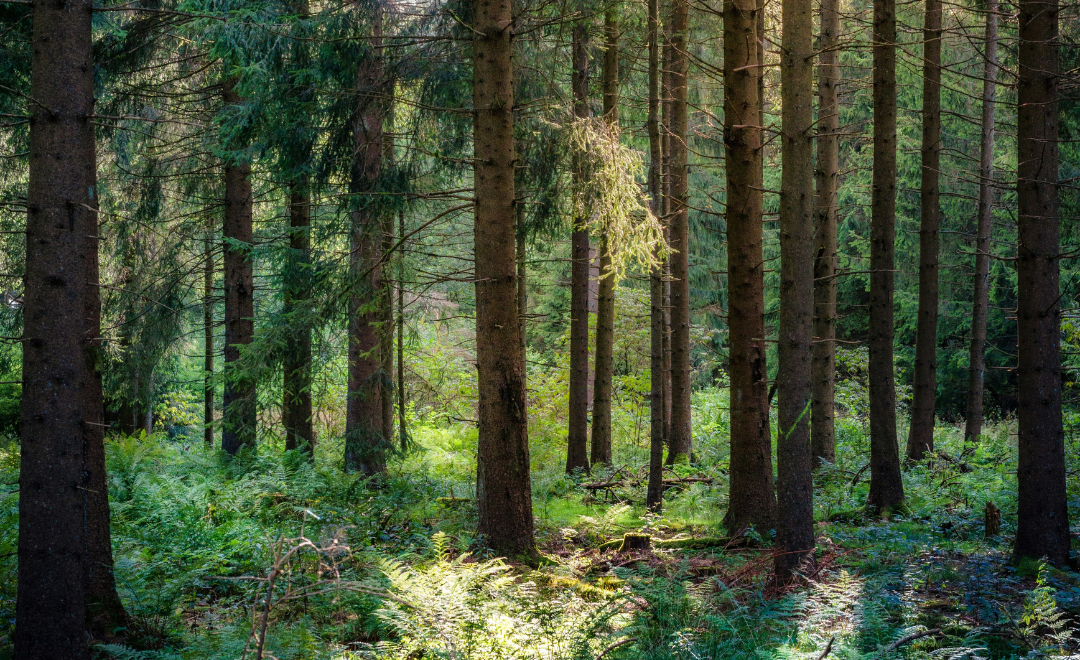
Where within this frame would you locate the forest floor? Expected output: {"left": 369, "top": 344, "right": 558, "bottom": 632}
{"left": 1, "top": 408, "right": 1079, "bottom": 659}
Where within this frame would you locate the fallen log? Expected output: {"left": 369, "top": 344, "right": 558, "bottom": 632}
{"left": 582, "top": 476, "right": 714, "bottom": 491}
{"left": 597, "top": 533, "right": 752, "bottom": 552}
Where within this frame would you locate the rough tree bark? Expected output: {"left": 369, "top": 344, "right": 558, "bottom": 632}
{"left": 517, "top": 205, "right": 527, "bottom": 362}
{"left": 867, "top": 0, "right": 905, "bottom": 512}
{"left": 16, "top": 0, "right": 126, "bottom": 652}
{"left": 591, "top": 7, "right": 619, "bottom": 467}
{"left": 204, "top": 228, "right": 214, "bottom": 446}
{"left": 775, "top": 0, "right": 816, "bottom": 580}
{"left": 282, "top": 0, "right": 313, "bottom": 456}
{"left": 667, "top": 0, "right": 692, "bottom": 465}
{"left": 221, "top": 77, "right": 257, "bottom": 455}
{"left": 472, "top": 0, "right": 536, "bottom": 557}
{"left": 567, "top": 22, "right": 592, "bottom": 475}
{"left": 811, "top": 0, "right": 840, "bottom": 467}
{"left": 964, "top": 0, "right": 998, "bottom": 444}
{"left": 381, "top": 97, "right": 396, "bottom": 446}
{"left": 1014, "top": 0, "right": 1070, "bottom": 564}
{"left": 398, "top": 209, "right": 408, "bottom": 450}
{"left": 662, "top": 29, "right": 673, "bottom": 449}
{"left": 907, "top": 0, "right": 942, "bottom": 462}
{"left": 283, "top": 178, "right": 314, "bottom": 453}
{"left": 646, "top": 0, "right": 665, "bottom": 511}
{"left": 345, "top": 12, "right": 387, "bottom": 475}
{"left": 724, "top": 0, "right": 776, "bottom": 532}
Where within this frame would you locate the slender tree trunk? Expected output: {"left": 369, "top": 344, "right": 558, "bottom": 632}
{"left": 868, "top": 0, "right": 905, "bottom": 511}
{"left": 591, "top": 8, "right": 619, "bottom": 467}
{"left": 567, "top": 22, "right": 591, "bottom": 475}
{"left": 646, "top": 0, "right": 665, "bottom": 511}
{"left": 283, "top": 179, "right": 314, "bottom": 453}
{"left": 141, "top": 374, "right": 154, "bottom": 434}
{"left": 398, "top": 209, "right": 408, "bottom": 450}
{"left": 345, "top": 10, "right": 387, "bottom": 475}
{"left": 473, "top": 0, "right": 535, "bottom": 556}
{"left": 16, "top": 0, "right": 123, "bottom": 652}
{"left": 204, "top": 229, "right": 215, "bottom": 446}
{"left": 667, "top": 0, "right": 691, "bottom": 465}
{"left": 811, "top": 0, "right": 839, "bottom": 467}
{"left": 661, "top": 30, "right": 673, "bottom": 449}
{"left": 907, "top": 0, "right": 942, "bottom": 462}
{"left": 282, "top": 0, "right": 314, "bottom": 455}
{"left": 724, "top": 0, "right": 776, "bottom": 532}
{"left": 381, "top": 97, "right": 396, "bottom": 446}
{"left": 1014, "top": 0, "right": 1069, "bottom": 564}
{"left": 965, "top": 0, "right": 998, "bottom": 444}
{"left": 601, "top": 9, "right": 618, "bottom": 128}
{"left": 775, "top": 0, "right": 815, "bottom": 581}
{"left": 221, "top": 78, "right": 257, "bottom": 455}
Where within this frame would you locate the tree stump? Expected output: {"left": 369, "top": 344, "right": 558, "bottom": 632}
{"left": 618, "top": 533, "right": 652, "bottom": 552}
{"left": 985, "top": 501, "right": 1000, "bottom": 538}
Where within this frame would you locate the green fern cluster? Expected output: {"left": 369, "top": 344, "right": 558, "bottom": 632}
{"left": 362, "top": 533, "right": 631, "bottom": 660}
{"left": 1015, "top": 562, "right": 1076, "bottom": 655}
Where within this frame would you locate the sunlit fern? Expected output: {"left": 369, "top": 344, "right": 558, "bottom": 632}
{"left": 366, "top": 533, "right": 631, "bottom": 660}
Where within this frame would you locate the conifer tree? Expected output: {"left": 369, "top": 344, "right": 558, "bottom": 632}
{"left": 724, "top": 0, "right": 775, "bottom": 532}
{"left": 282, "top": 0, "right": 315, "bottom": 454}
{"left": 473, "top": 0, "right": 536, "bottom": 557}
{"left": 1014, "top": 0, "right": 1069, "bottom": 564}
{"left": 775, "top": 0, "right": 816, "bottom": 579}
{"left": 345, "top": 6, "right": 388, "bottom": 475}
{"left": 204, "top": 227, "right": 215, "bottom": 446}
{"left": 221, "top": 76, "right": 257, "bottom": 455}
{"left": 16, "top": 0, "right": 125, "bottom": 652}
{"left": 647, "top": 0, "right": 666, "bottom": 511}
{"left": 590, "top": 6, "right": 619, "bottom": 468}
{"left": 908, "top": 0, "right": 942, "bottom": 461}
{"left": 964, "top": 0, "right": 998, "bottom": 444}
{"left": 812, "top": 0, "right": 840, "bottom": 467}
{"left": 566, "top": 19, "right": 591, "bottom": 476}
{"left": 667, "top": 0, "right": 691, "bottom": 465}
{"left": 868, "top": 0, "right": 905, "bottom": 512}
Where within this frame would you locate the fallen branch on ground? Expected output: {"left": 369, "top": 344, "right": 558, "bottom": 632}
{"left": 581, "top": 476, "right": 714, "bottom": 491}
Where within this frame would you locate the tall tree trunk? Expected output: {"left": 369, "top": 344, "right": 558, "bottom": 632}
{"left": 661, "top": 30, "right": 673, "bottom": 449}
{"left": 567, "top": 22, "right": 591, "bottom": 475}
{"left": 811, "top": 0, "right": 839, "bottom": 467}
{"left": 667, "top": 0, "right": 691, "bottom": 465}
{"left": 868, "top": 0, "right": 905, "bottom": 511}
{"left": 141, "top": 374, "right": 154, "bottom": 434}
{"left": 398, "top": 210, "right": 408, "bottom": 450}
{"left": 283, "top": 179, "right": 314, "bottom": 453}
{"left": 345, "top": 10, "right": 387, "bottom": 475}
{"left": 775, "top": 0, "right": 815, "bottom": 581}
{"left": 646, "top": 0, "right": 666, "bottom": 510}
{"left": 591, "top": 8, "right": 618, "bottom": 467}
{"left": 16, "top": 0, "right": 125, "bottom": 652}
{"left": 1014, "top": 0, "right": 1069, "bottom": 564}
{"left": 381, "top": 96, "right": 396, "bottom": 446}
{"left": 965, "top": 0, "right": 998, "bottom": 444}
{"left": 907, "top": 0, "right": 942, "bottom": 462}
{"left": 724, "top": 0, "right": 776, "bottom": 532}
{"left": 221, "top": 78, "right": 257, "bottom": 455}
{"left": 473, "top": 0, "right": 536, "bottom": 557}
{"left": 204, "top": 229, "right": 215, "bottom": 446}
{"left": 282, "top": 0, "right": 314, "bottom": 455}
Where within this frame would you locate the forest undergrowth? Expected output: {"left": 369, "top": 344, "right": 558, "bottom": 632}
{"left": 2, "top": 373, "right": 1080, "bottom": 659}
